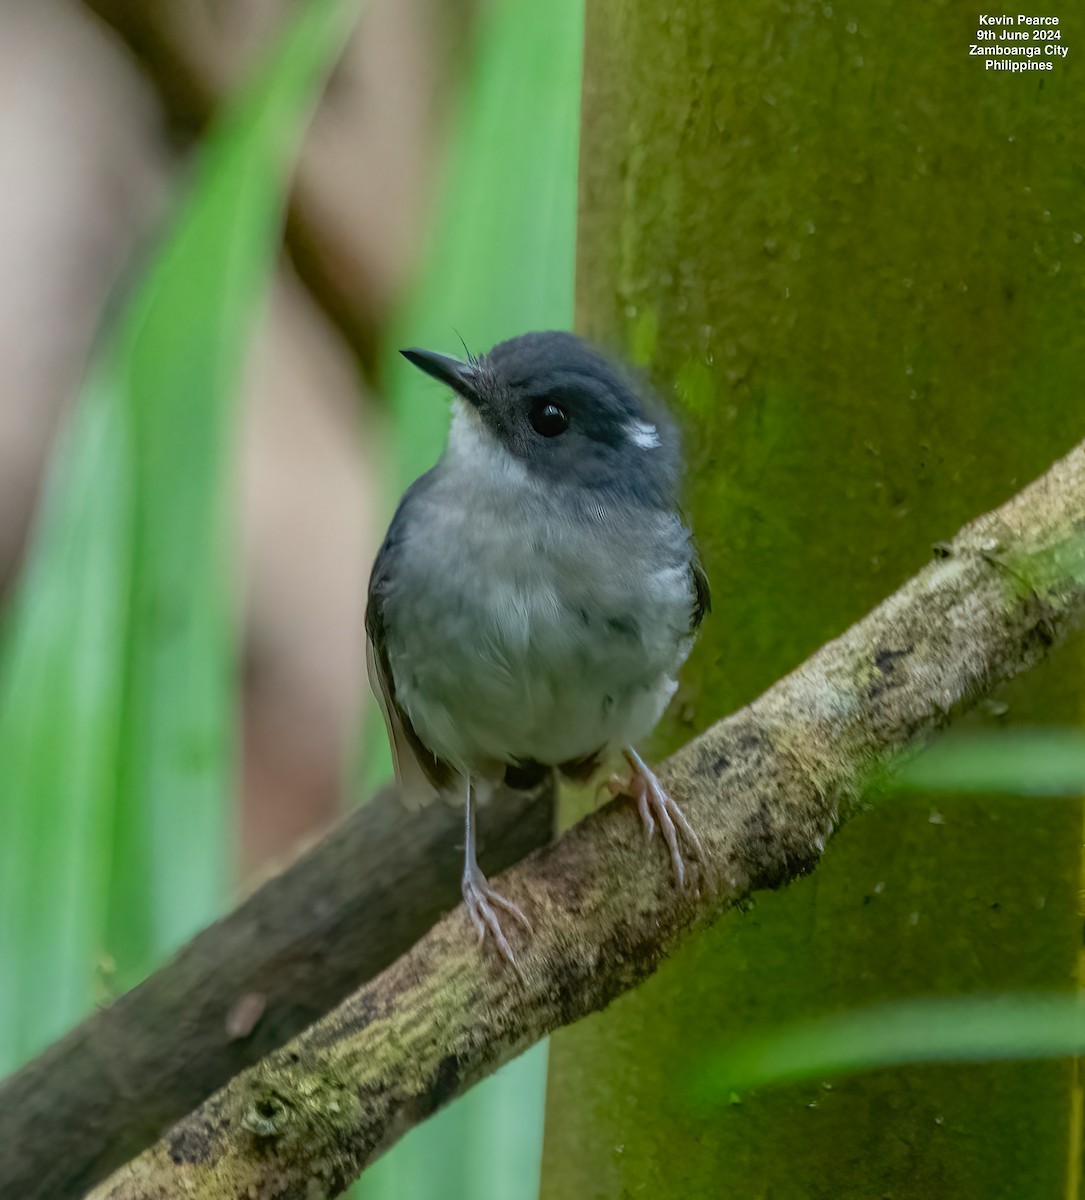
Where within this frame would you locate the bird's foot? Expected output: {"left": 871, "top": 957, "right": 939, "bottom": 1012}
{"left": 462, "top": 861, "right": 532, "bottom": 965}
{"left": 607, "top": 747, "right": 704, "bottom": 890}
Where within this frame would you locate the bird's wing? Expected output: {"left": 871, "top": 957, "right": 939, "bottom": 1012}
{"left": 365, "top": 482, "right": 457, "bottom": 810}
{"left": 364, "top": 636, "right": 449, "bottom": 810}
{"left": 689, "top": 551, "right": 711, "bottom": 633}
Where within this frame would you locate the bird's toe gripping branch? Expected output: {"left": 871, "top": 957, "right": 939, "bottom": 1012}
{"left": 607, "top": 745, "right": 705, "bottom": 890}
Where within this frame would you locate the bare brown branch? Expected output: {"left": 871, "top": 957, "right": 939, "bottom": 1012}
{"left": 85, "top": 441, "right": 1085, "bottom": 1199}
{"left": 0, "top": 781, "right": 554, "bottom": 1200}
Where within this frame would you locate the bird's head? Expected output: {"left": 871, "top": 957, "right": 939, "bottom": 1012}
{"left": 400, "top": 331, "right": 680, "bottom": 505}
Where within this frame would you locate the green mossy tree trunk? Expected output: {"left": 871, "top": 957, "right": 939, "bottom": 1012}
{"left": 541, "top": 3, "right": 1085, "bottom": 1197}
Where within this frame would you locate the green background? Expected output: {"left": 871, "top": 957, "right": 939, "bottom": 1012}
{"left": 541, "top": 1, "right": 1085, "bottom": 1197}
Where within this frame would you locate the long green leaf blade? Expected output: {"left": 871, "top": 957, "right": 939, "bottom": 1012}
{"left": 894, "top": 730, "right": 1085, "bottom": 797}
{"left": 699, "top": 994, "right": 1085, "bottom": 1098}
{"left": 0, "top": 0, "right": 363, "bottom": 1072}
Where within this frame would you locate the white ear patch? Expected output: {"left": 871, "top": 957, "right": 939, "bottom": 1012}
{"left": 627, "top": 419, "right": 661, "bottom": 449}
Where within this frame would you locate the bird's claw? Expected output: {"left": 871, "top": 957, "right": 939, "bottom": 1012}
{"left": 462, "top": 862, "right": 532, "bottom": 965}
{"left": 604, "top": 772, "right": 654, "bottom": 840}
{"left": 612, "top": 747, "right": 704, "bottom": 890}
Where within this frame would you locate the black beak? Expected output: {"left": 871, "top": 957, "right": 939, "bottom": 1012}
{"left": 400, "top": 347, "right": 480, "bottom": 405}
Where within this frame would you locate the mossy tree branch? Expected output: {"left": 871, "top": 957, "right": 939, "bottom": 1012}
{"left": 0, "top": 782, "right": 555, "bottom": 1200}
{"left": 81, "top": 440, "right": 1085, "bottom": 1199}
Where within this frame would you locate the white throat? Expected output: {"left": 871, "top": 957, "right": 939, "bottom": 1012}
{"left": 443, "top": 399, "right": 530, "bottom": 488}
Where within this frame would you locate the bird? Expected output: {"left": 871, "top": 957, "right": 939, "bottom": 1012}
{"left": 365, "top": 330, "right": 709, "bottom": 962}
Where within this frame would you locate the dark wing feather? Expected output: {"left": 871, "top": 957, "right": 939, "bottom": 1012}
{"left": 689, "top": 552, "right": 711, "bottom": 632}
{"left": 365, "top": 481, "right": 456, "bottom": 806}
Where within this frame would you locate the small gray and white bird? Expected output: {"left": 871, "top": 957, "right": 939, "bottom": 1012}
{"left": 366, "top": 330, "right": 709, "bottom": 961}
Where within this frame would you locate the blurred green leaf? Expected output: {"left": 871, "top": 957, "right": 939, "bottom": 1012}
{"left": 697, "top": 993, "right": 1085, "bottom": 1099}
{"left": 0, "top": 0, "right": 362, "bottom": 1073}
{"left": 384, "top": 0, "right": 584, "bottom": 490}
{"left": 894, "top": 730, "right": 1085, "bottom": 796}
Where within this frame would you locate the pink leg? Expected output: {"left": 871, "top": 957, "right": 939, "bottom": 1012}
{"left": 462, "top": 777, "right": 532, "bottom": 964}
{"left": 609, "top": 747, "right": 704, "bottom": 890}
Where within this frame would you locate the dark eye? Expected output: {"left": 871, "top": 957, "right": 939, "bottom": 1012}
{"left": 529, "top": 400, "right": 569, "bottom": 437}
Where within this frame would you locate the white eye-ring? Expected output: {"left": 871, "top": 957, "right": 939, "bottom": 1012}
{"left": 627, "top": 420, "right": 661, "bottom": 449}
